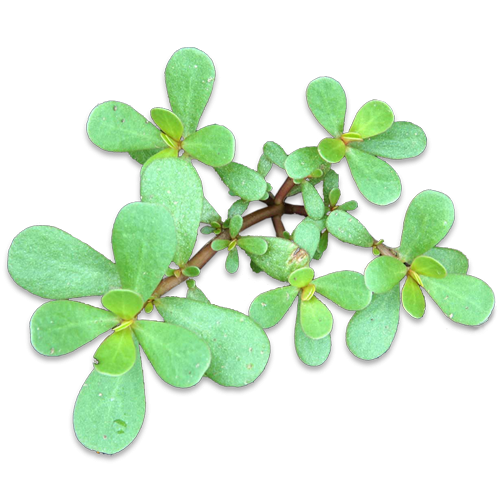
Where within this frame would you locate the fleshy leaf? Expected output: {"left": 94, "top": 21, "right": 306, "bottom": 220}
{"left": 410, "top": 256, "right": 447, "bottom": 279}
{"left": 398, "top": 190, "right": 455, "bottom": 263}
{"left": 165, "top": 47, "right": 215, "bottom": 137}
{"left": 30, "top": 300, "right": 119, "bottom": 356}
{"left": 322, "top": 169, "right": 340, "bottom": 201}
{"left": 421, "top": 275, "right": 495, "bottom": 326}
{"left": 242, "top": 237, "right": 310, "bottom": 282}
{"left": 133, "top": 320, "right": 211, "bottom": 388}
{"left": 228, "top": 200, "right": 249, "bottom": 218}
{"left": 182, "top": 266, "right": 200, "bottom": 277}
{"left": 129, "top": 147, "right": 166, "bottom": 166}
{"left": 249, "top": 286, "right": 299, "bottom": 328}
{"left": 74, "top": 339, "right": 145, "bottom": 454}
{"left": 257, "top": 154, "right": 273, "bottom": 176}
{"left": 216, "top": 162, "right": 268, "bottom": 201}
{"left": 112, "top": 202, "right": 176, "bottom": 300}
{"left": 364, "top": 256, "right": 408, "bottom": 294}
{"left": 349, "top": 100, "right": 394, "bottom": 139}
{"left": 156, "top": 298, "right": 270, "bottom": 387}
{"left": 313, "top": 271, "right": 372, "bottom": 311}
{"left": 288, "top": 267, "right": 314, "bottom": 288}
{"left": 200, "top": 197, "right": 221, "bottom": 225}
{"left": 314, "top": 231, "right": 329, "bottom": 260}
{"left": 229, "top": 215, "right": 243, "bottom": 239}
{"left": 87, "top": 101, "right": 165, "bottom": 152}
{"left": 345, "top": 147, "right": 401, "bottom": 205}
{"left": 301, "top": 182, "right": 326, "bottom": 220}
{"left": 182, "top": 125, "right": 235, "bottom": 167}
{"left": 8, "top": 226, "right": 121, "bottom": 299}
{"left": 306, "top": 77, "right": 346, "bottom": 137}
{"left": 346, "top": 285, "right": 400, "bottom": 360}
{"left": 186, "top": 281, "right": 210, "bottom": 303}
{"left": 141, "top": 148, "right": 178, "bottom": 171}
{"left": 292, "top": 218, "right": 321, "bottom": 258}
{"left": 237, "top": 236, "right": 268, "bottom": 255}
{"left": 299, "top": 295, "right": 333, "bottom": 339}
{"left": 328, "top": 188, "right": 341, "bottom": 207}
{"left": 402, "top": 276, "right": 425, "bottom": 319}
{"left": 225, "top": 248, "right": 239, "bottom": 274}
{"left": 294, "top": 306, "right": 331, "bottom": 367}
{"left": 212, "top": 239, "right": 230, "bottom": 251}
{"left": 102, "top": 289, "right": 144, "bottom": 320}
{"left": 325, "top": 210, "right": 373, "bottom": 247}
{"left": 424, "top": 247, "right": 468, "bottom": 274}
{"left": 348, "top": 121, "right": 426, "bottom": 159}
{"left": 150, "top": 108, "right": 183, "bottom": 140}
{"left": 141, "top": 158, "right": 202, "bottom": 266}
{"left": 318, "top": 138, "right": 346, "bottom": 163}
{"left": 263, "top": 141, "right": 287, "bottom": 168}
{"left": 285, "top": 147, "right": 326, "bottom": 180}
{"left": 94, "top": 327, "right": 136, "bottom": 376}
{"left": 337, "top": 200, "right": 358, "bottom": 212}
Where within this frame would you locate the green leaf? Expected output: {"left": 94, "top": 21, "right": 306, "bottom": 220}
{"left": 313, "top": 271, "right": 372, "bottom": 311}
{"left": 288, "top": 267, "right": 314, "bottom": 288}
{"left": 421, "top": 275, "right": 495, "bottom": 326}
{"left": 285, "top": 147, "right": 326, "bottom": 180}
{"left": 263, "top": 141, "right": 287, "bottom": 168}
{"left": 424, "top": 247, "right": 469, "bottom": 274}
{"left": 301, "top": 182, "right": 326, "bottom": 220}
{"left": 306, "top": 77, "right": 346, "bottom": 137}
{"left": 74, "top": 339, "right": 145, "bottom": 454}
{"left": 314, "top": 231, "right": 329, "bottom": 260}
{"left": 257, "top": 154, "right": 273, "bottom": 176}
{"left": 249, "top": 286, "right": 299, "bottom": 328}
{"left": 141, "top": 148, "right": 178, "bottom": 171}
{"left": 325, "top": 210, "right": 373, "bottom": 247}
{"left": 349, "top": 100, "right": 394, "bottom": 139}
{"left": 292, "top": 218, "right": 321, "bottom": 258}
{"left": 318, "top": 138, "right": 346, "bottom": 163}
{"left": 102, "top": 289, "right": 144, "bottom": 320}
{"left": 345, "top": 147, "right": 401, "bottom": 205}
{"left": 156, "top": 298, "right": 270, "bottom": 387}
{"left": 8, "top": 226, "right": 121, "bottom": 299}
{"left": 87, "top": 101, "right": 165, "bottom": 152}
{"left": 229, "top": 215, "right": 243, "bottom": 238}
{"left": 165, "top": 47, "right": 215, "bottom": 137}
{"left": 182, "top": 266, "right": 200, "bottom": 277}
{"left": 94, "top": 327, "right": 136, "bottom": 376}
{"left": 133, "top": 320, "right": 211, "bottom": 387}
{"left": 410, "top": 256, "right": 447, "bottom": 279}
{"left": 228, "top": 200, "right": 249, "bottom": 218}
{"left": 150, "top": 108, "right": 183, "bottom": 140}
{"left": 211, "top": 239, "right": 230, "bottom": 251}
{"left": 216, "top": 162, "right": 268, "bottom": 201}
{"left": 398, "top": 190, "right": 455, "bottom": 263}
{"left": 200, "top": 197, "right": 221, "bottom": 224}
{"left": 365, "top": 256, "right": 408, "bottom": 294}
{"left": 242, "top": 237, "right": 310, "bottom": 282}
{"left": 402, "top": 276, "right": 425, "bottom": 319}
{"left": 182, "top": 125, "right": 235, "bottom": 167}
{"left": 328, "top": 188, "right": 341, "bottom": 207}
{"left": 322, "top": 169, "right": 339, "bottom": 201}
{"left": 294, "top": 306, "right": 331, "bottom": 367}
{"left": 348, "top": 121, "right": 426, "bottom": 159}
{"left": 299, "top": 296, "right": 333, "bottom": 339}
{"left": 186, "top": 282, "right": 210, "bottom": 303}
{"left": 225, "top": 248, "right": 239, "bottom": 274}
{"left": 129, "top": 147, "right": 165, "bottom": 166}
{"left": 140, "top": 158, "right": 202, "bottom": 266}
{"left": 346, "top": 285, "right": 400, "bottom": 360}
{"left": 237, "top": 236, "right": 268, "bottom": 255}
{"left": 112, "top": 202, "right": 176, "bottom": 300}
{"left": 337, "top": 200, "right": 358, "bottom": 212}
{"left": 30, "top": 300, "right": 119, "bottom": 356}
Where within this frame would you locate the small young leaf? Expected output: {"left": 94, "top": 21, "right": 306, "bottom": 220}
{"left": 8, "top": 226, "right": 121, "bottom": 299}
{"left": 337, "top": 200, "right": 358, "bottom": 211}
{"left": 150, "top": 108, "right": 183, "bottom": 140}
{"left": 94, "top": 327, "right": 136, "bottom": 376}
{"left": 322, "top": 169, "right": 340, "bottom": 201}
{"left": 346, "top": 285, "right": 400, "bottom": 360}
{"left": 349, "top": 100, "right": 394, "bottom": 139}
{"left": 182, "top": 125, "right": 235, "bottom": 167}
{"left": 318, "top": 138, "right": 346, "bottom": 163}
{"left": 186, "top": 282, "right": 210, "bottom": 304}
{"left": 402, "top": 276, "right": 425, "bottom": 319}
{"left": 299, "top": 295, "right": 333, "bottom": 339}
{"left": 229, "top": 215, "right": 243, "bottom": 239}
{"left": 345, "top": 147, "right": 401, "bottom": 205}
{"left": 74, "top": 339, "right": 145, "bottom": 454}
{"left": 156, "top": 298, "right": 270, "bottom": 387}
{"left": 306, "top": 77, "right": 346, "bottom": 137}
{"left": 102, "top": 289, "right": 144, "bottom": 320}
{"left": 410, "top": 256, "right": 447, "bottom": 279}
{"left": 133, "top": 320, "right": 211, "bottom": 388}
{"left": 211, "top": 239, "right": 230, "bottom": 251}
{"left": 288, "top": 267, "right": 314, "bottom": 288}
{"left": 165, "top": 47, "right": 215, "bottom": 137}
{"left": 263, "top": 141, "right": 287, "bottom": 168}
{"left": 301, "top": 181, "right": 326, "bottom": 220}
{"left": 313, "top": 231, "right": 329, "bottom": 260}
{"left": 325, "top": 210, "right": 373, "bottom": 248}
{"left": 87, "top": 101, "right": 165, "bottom": 152}
{"left": 423, "top": 247, "right": 469, "bottom": 274}
{"left": 216, "top": 162, "right": 268, "bottom": 201}
{"left": 292, "top": 218, "right": 321, "bottom": 258}
{"left": 328, "top": 187, "right": 341, "bottom": 207}
{"left": 313, "top": 271, "right": 372, "bottom": 311}
{"left": 285, "top": 147, "right": 326, "bottom": 180}
{"left": 225, "top": 248, "right": 239, "bottom": 274}
{"left": 228, "top": 200, "right": 249, "bottom": 218}
{"left": 112, "top": 202, "right": 176, "bottom": 301}
{"left": 398, "top": 190, "right": 455, "bottom": 263}
{"left": 237, "top": 236, "right": 268, "bottom": 256}
{"left": 249, "top": 286, "right": 299, "bottom": 328}
{"left": 30, "top": 300, "right": 119, "bottom": 356}
{"left": 421, "top": 275, "right": 495, "bottom": 326}
{"left": 257, "top": 154, "right": 273, "bottom": 176}
{"left": 201, "top": 226, "right": 215, "bottom": 235}
{"left": 182, "top": 266, "right": 201, "bottom": 277}
{"left": 294, "top": 306, "right": 331, "bottom": 367}
{"left": 364, "top": 256, "right": 408, "bottom": 294}
{"left": 200, "top": 197, "right": 221, "bottom": 225}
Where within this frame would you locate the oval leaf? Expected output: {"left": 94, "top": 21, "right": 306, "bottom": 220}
{"left": 318, "top": 138, "right": 346, "bottom": 163}
{"left": 402, "top": 276, "right": 425, "bottom": 319}
{"left": 410, "top": 255, "right": 447, "bottom": 279}
{"left": 326, "top": 210, "right": 373, "bottom": 247}
{"left": 229, "top": 215, "right": 243, "bottom": 239}
{"left": 288, "top": 267, "right": 314, "bottom": 288}
{"left": 8, "top": 226, "right": 121, "bottom": 299}
{"left": 225, "top": 248, "right": 239, "bottom": 274}
{"left": 349, "top": 100, "right": 394, "bottom": 139}
{"left": 150, "top": 108, "right": 183, "bottom": 140}
{"left": 294, "top": 306, "right": 331, "bottom": 367}
{"left": 285, "top": 147, "right": 326, "bottom": 180}
{"left": 102, "top": 289, "right": 144, "bottom": 320}
{"left": 237, "top": 236, "right": 268, "bottom": 256}
{"left": 94, "top": 327, "right": 136, "bottom": 376}
{"left": 364, "top": 256, "right": 408, "bottom": 294}
{"left": 182, "top": 125, "right": 235, "bottom": 167}
{"left": 263, "top": 141, "right": 287, "bottom": 168}
{"left": 299, "top": 296, "right": 333, "bottom": 339}
{"left": 424, "top": 247, "right": 469, "bottom": 274}
{"left": 249, "top": 286, "right": 299, "bottom": 328}
{"left": 156, "top": 298, "right": 270, "bottom": 387}
{"left": 216, "top": 162, "right": 268, "bottom": 201}
{"left": 301, "top": 182, "right": 326, "bottom": 220}
{"left": 292, "top": 218, "right": 321, "bottom": 258}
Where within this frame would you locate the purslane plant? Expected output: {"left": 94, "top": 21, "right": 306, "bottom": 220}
{"left": 7, "top": 47, "right": 495, "bottom": 455}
